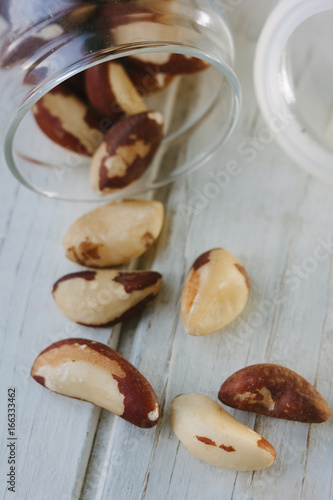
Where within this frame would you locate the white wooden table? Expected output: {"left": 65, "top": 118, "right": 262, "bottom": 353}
{"left": 1, "top": 2, "right": 332, "bottom": 499}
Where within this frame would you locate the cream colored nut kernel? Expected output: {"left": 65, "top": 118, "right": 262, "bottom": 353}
{"left": 52, "top": 269, "right": 162, "bottom": 326}
{"left": 85, "top": 60, "right": 147, "bottom": 121}
{"left": 102, "top": 5, "right": 209, "bottom": 76}
{"left": 219, "top": 364, "right": 331, "bottom": 423}
{"left": 32, "top": 83, "right": 103, "bottom": 156}
{"left": 90, "top": 111, "right": 164, "bottom": 195}
{"left": 62, "top": 199, "right": 164, "bottom": 267}
{"left": 171, "top": 393, "right": 276, "bottom": 471}
{"left": 181, "top": 248, "right": 250, "bottom": 336}
{"left": 31, "top": 338, "right": 160, "bottom": 428}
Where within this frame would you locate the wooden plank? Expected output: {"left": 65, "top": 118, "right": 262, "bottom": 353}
{"left": 82, "top": 2, "right": 333, "bottom": 499}
{"left": 0, "top": 177, "right": 114, "bottom": 500}
{"left": 0, "top": 68, "right": 181, "bottom": 500}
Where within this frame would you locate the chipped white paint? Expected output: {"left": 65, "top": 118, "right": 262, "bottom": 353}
{"left": 0, "top": 2, "right": 332, "bottom": 500}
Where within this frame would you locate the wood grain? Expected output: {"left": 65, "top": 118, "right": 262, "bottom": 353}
{"left": 0, "top": 1, "right": 332, "bottom": 500}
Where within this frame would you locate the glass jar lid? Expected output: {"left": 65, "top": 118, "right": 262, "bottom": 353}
{"left": 254, "top": 0, "right": 333, "bottom": 184}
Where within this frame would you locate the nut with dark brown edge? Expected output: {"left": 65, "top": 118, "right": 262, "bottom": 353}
{"left": 85, "top": 60, "right": 147, "bottom": 120}
{"left": 218, "top": 364, "right": 331, "bottom": 423}
{"left": 52, "top": 269, "right": 163, "bottom": 326}
{"left": 95, "top": 2, "right": 154, "bottom": 45}
{"left": 181, "top": 248, "right": 250, "bottom": 336}
{"left": 128, "top": 53, "right": 210, "bottom": 76}
{"left": 32, "top": 83, "right": 103, "bottom": 156}
{"left": 96, "top": 2, "right": 210, "bottom": 76}
{"left": 1, "top": 5, "right": 95, "bottom": 69}
{"left": 62, "top": 199, "right": 164, "bottom": 267}
{"left": 2, "top": 4, "right": 98, "bottom": 67}
{"left": 121, "top": 58, "right": 176, "bottom": 96}
{"left": 171, "top": 393, "right": 276, "bottom": 471}
{"left": 90, "top": 111, "right": 164, "bottom": 195}
{"left": 31, "top": 338, "right": 160, "bottom": 428}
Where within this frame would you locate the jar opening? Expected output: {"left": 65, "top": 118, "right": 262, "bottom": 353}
{"left": 284, "top": 10, "right": 333, "bottom": 155}
{"left": 1, "top": 1, "right": 241, "bottom": 200}
{"left": 254, "top": 0, "right": 333, "bottom": 185}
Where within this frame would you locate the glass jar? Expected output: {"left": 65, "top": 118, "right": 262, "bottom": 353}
{"left": 0, "top": 0, "right": 241, "bottom": 201}
{"left": 254, "top": 0, "right": 333, "bottom": 185}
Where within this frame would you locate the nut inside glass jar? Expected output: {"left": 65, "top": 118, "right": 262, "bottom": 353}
{"left": 0, "top": 0, "right": 241, "bottom": 200}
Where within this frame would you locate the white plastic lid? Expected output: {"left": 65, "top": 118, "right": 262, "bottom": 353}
{"left": 254, "top": 0, "right": 333, "bottom": 184}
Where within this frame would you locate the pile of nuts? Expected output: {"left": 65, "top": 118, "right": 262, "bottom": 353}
{"left": 30, "top": 54, "right": 330, "bottom": 474}
{"left": 32, "top": 54, "right": 209, "bottom": 195}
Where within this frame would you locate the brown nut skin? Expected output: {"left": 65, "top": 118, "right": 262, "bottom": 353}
{"left": 218, "top": 364, "right": 331, "bottom": 423}
{"left": 1, "top": 5, "right": 96, "bottom": 68}
{"left": 122, "top": 58, "right": 175, "bottom": 96}
{"left": 90, "top": 110, "right": 164, "bottom": 195}
{"left": 66, "top": 72, "right": 88, "bottom": 102}
{"left": 1, "top": 22, "right": 65, "bottom": 69}
{"left": 62, "top": 199, "right": 164, "bottom": 267}
{"left": 85, "top": 60, "right": 147, "bottom": 121}
{"left": 96, "top": 2, "right": 152, "bottom": 33}
{"left": 33, "top": 83, "right": 103, "bottom": 156}
{"left": 94, "top": 3, "right": 210, "bottom": 76}
{"left": 127, "top": 53, "right": 210, "bottom": 76}
{"left": 52, "top": 269, "right": 163, "bottom": 326}
{"left": 1, "top": 35, "right": 50, "bottom": 68}
{"left": 31, "top": 338, "right": 160, "bottom": 428}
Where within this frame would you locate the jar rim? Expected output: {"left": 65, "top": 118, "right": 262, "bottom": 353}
{"left": 254, "top": 0, "right": 333, "bottom": 185}
{"left": 5, "top": 42, "right": 241, "bottom": 200}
